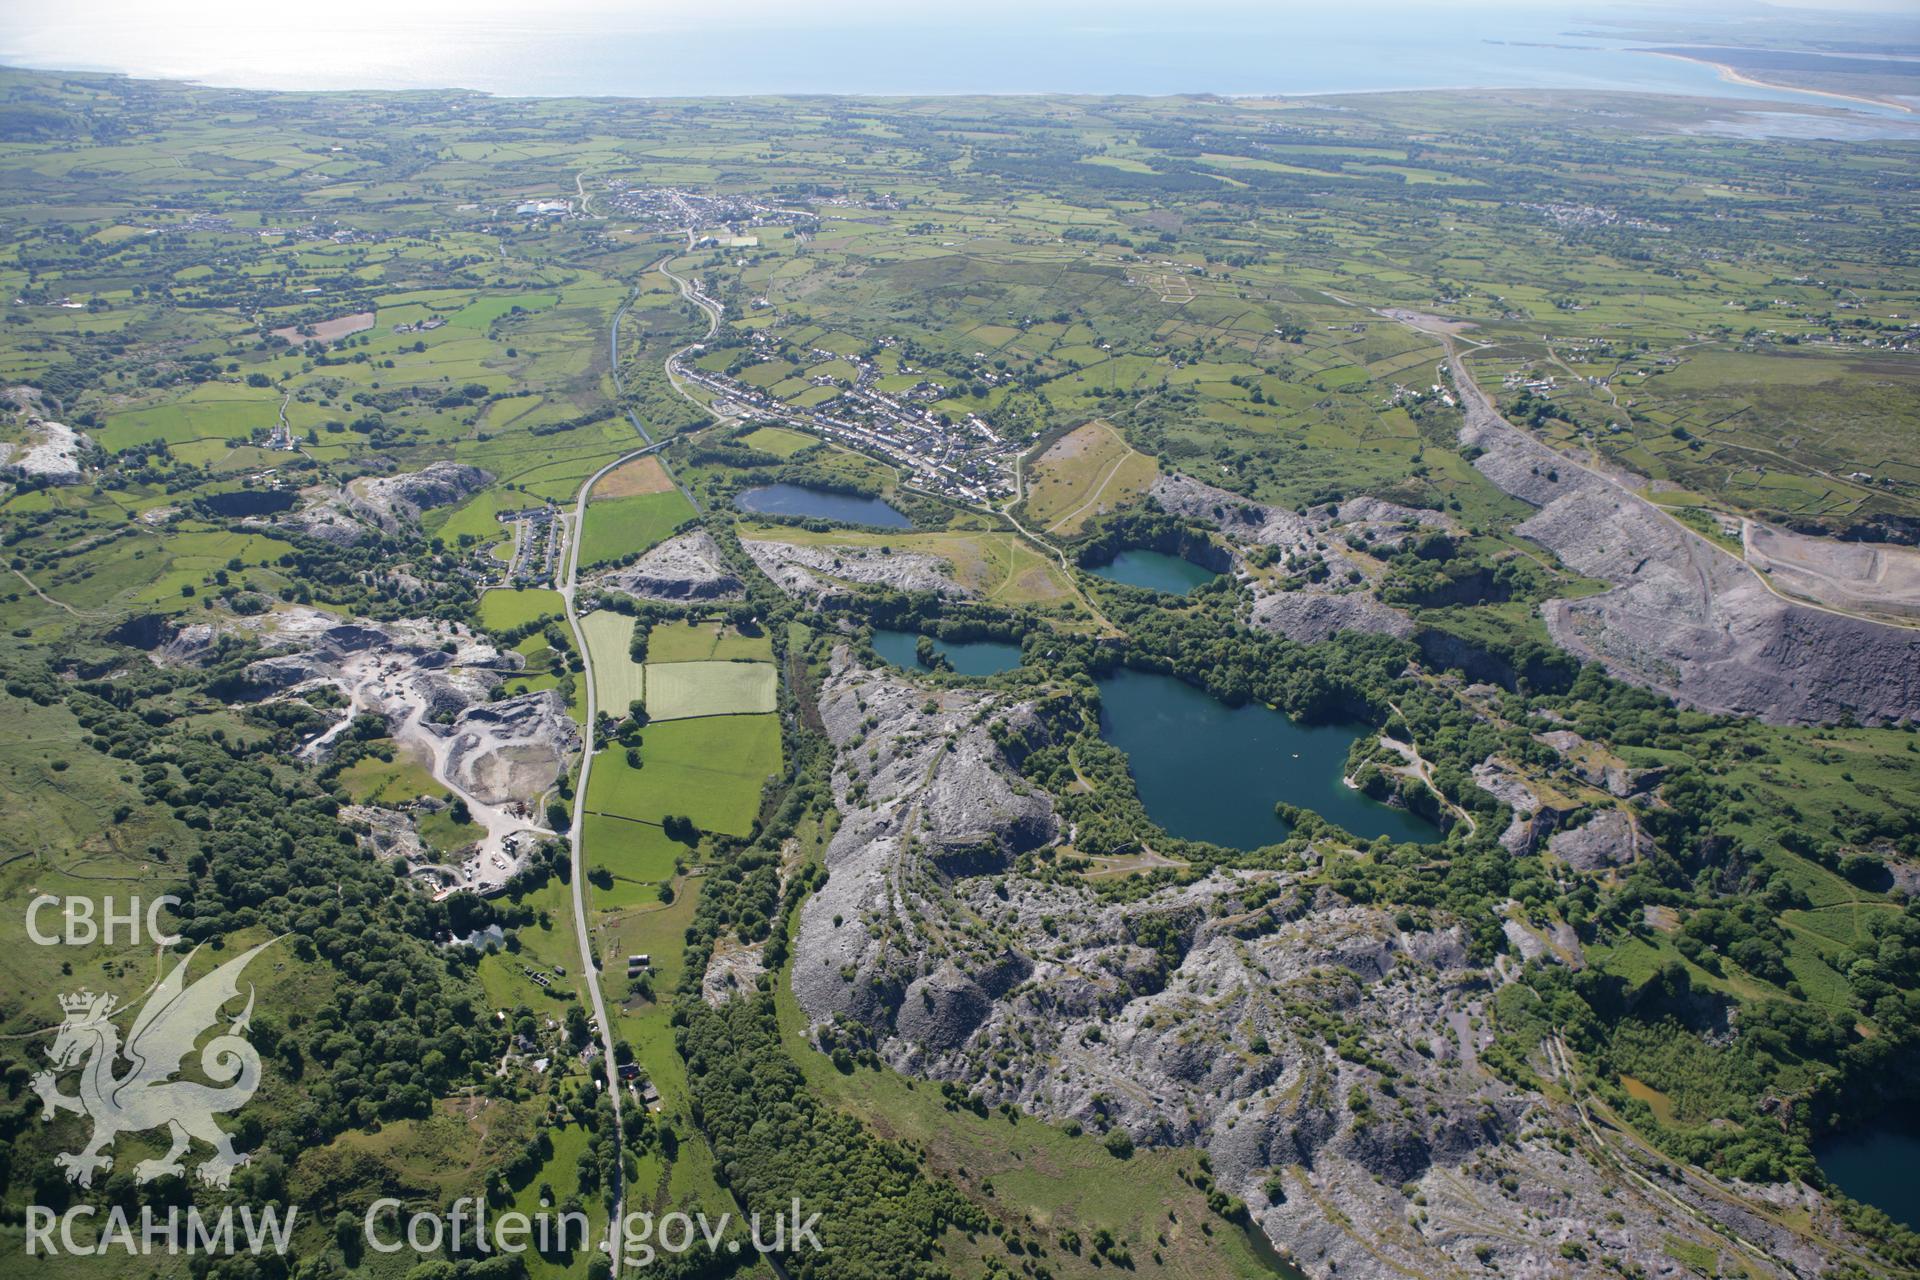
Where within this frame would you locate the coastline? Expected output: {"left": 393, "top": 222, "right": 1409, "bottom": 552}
{"left": 1639, "top": 49, "right": 1915, "bottom": 115}
{"left": 1, "top": 43, "right": 1913, "bottom": 110}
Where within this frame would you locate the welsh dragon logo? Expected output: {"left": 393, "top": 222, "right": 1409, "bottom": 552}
{"left": 32, "top": 941, "right": 273, "bottom": 1189}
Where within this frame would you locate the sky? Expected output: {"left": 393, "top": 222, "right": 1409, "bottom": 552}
{"left": 0, "top": 1, "right": 1911, "bottom": 100}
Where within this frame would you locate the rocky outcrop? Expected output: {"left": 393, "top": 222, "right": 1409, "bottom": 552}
{"left": 340, "top": 804, "right": 428, "bottom": 864}
{"left": 271, "top": 485, "right": 376, "bottom": 546}
{"left": 1473, "top": 756, "right": 1567, "bottom": 855}
{"left": 1502, "top": 908, "right": 1586, "bottom": 969}
{"left": 743, "top": 538, "right": 970, "bottom": 602}
{"left": 1449, "top": 347, "right": 1920, "bottom": 725}
{"left": 1533, "top": 727, "right": 1665, "bottom": 798}
{"left": 1547, "top": 808, "right": 1647, "bottom": 872}
{"left": 110, "top": 614, "right": 222, "bottom": 667}
{"left": 701, "top": 940, "right": 768, "bottom": 1006}
{"left": 599, "top": 530, "right": 742, "bottom": 602}
{"left": 1149, "top": 473, "right": 1419, "bottom": 644}
{"left": 243, "top": 480, "right": 426, "bottom": 548}
{"left": 789, "top": 650, "right": 1054, "bottom": 1032}
{"left": 1336, "top": 495, "right": 1454, "bottom": 531}
{"left": 235, "top": 612, "right": 519, "bottom": 722}
{"left": 351, "top": 462, "right": 491, "bottom": 531}
{"left": 0, "top": 418, "right": 87, "bottom": 483}
{"left": 702, "top": 839, "right": 803, "bottom": 1007}
{"left": 789, "top": 661, "right": 1885, "bottom": 1278}
{"left": 1151, "top": 473, "right": 1316, "bottom": 551}
{"left": 1251, "top": 588, "right": 1413, "bottom": 645}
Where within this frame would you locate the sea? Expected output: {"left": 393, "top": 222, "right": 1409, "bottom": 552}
{"left": 0, "top": 0, "right": 1912, "bottom": 116}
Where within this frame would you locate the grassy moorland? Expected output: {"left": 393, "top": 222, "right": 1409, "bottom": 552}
{"left": 1025, "top": 419, "right": 1161, "bottom": 536}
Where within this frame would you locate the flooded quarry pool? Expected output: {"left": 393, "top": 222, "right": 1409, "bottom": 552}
{"left": 872, "top": 628, "right": 1022, "bottom": 676}
{"left": 1088, "top": 548, "right": 1220, "bottom": 594}
{"left": 1817, "top": 1124, "right": 1920, "bottom": 1230}
{"left": 201, "top": 488, "right": 295, "bottom": 517}
{"left": 735, "top": 483, "right": 911, "bottom": 528}
{"left": 1096, "top": 668, "right": 1437, "bottom": 849}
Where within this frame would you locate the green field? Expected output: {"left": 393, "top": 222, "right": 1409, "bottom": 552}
{"left": 477, "top": 585, "right": 564, "bottom": 631}
{"left": 578, "top": 609, "right": 647, "bottom": 712}
{"left": 337, "top": 752, "right": 441, "bottom": 806}
{"left": 641, "top": 659, "right": 777, "bottom": 721}
{"left": 582, "top": 812, "right": 687, "bottom": 884}
{"left": 474, "top": 878, "right": 597, "bottom": 1013}
{"left": 578, "top": 489, "right": 696, "bottom": 567}
{"left": 450, "top": 292, "right": 556, "bottom": 329}
{"left": 1026, "top": 419, "right": 1160, "bottom": 536}
{"left": 431, "top": 488, "right": 526, "bottom": 551}
{"left": 645, "top": 619, "right": 775, "bottom": 663}
{"left": 585, "top": 874, "right": 741, "bottom": 1232}
{"left": 581, "top": 713, "right": 780, "bottom": 836}
{"left": 740, "top": 425, "right": 817, "bottom": 456}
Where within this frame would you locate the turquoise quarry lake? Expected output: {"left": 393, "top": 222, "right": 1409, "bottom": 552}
{"left": 1088, "top": 550, "right": 1220, "bottom": 595}
{"left": 735, "top": 484, "right": 911, "bottom": 529}
{"left": 1096, "top": 668, "right": 1437, "bottom": 850}
{"left": 873, "top": 629, "right": 1023, "bottom": 677}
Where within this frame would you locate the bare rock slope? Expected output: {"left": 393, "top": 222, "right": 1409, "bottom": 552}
{"left": 1149, "top": 473, "right": 1416, "bottom": 644}
{"left": 250, "top": 464, "right": 494, "bottom": 546}
{"left": 744, "top": 537, "right": 970, "bottom": 603}
{"left": 1448, "top": 348, "right": 1920, "bottom": 724}
{"left": 351, "top": 461, "right": 493, "bottom": 531}
{"left": 0, "top": 386, "right": 87, "bottom": 484}
{"left": 272, "top": 485, "right": 378, "bottom": 546}
{"left": 789, "top": 652, "right": 1890, "bottom": 1278}
{"left": 598, "top": 529, "right": 742, "bottom": 602}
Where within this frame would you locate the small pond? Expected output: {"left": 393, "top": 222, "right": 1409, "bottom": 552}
{"left": 1088, "top": 548, "right": 1219, "bottom": 595}
{"left": 201, "top": 489, "right": 295, "bottom": 517}
{"left": 735, "top": 483, "right": 911, "bottom": 529}
{"left": 873, "top": 628, "right": 1023, "bottom": 677}
{"left": 1096, "top": 668, "right": 1438, "bottom": 849}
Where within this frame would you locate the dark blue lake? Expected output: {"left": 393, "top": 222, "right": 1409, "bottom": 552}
{"left": 1818, "top": 1126, "right": 1920, "bottom": 1229}
{"left": 873, "top": 628, "right": 1023, "bottom": 676}
{"left": 1096, "top": 668, "right": 1437, "bottom": 849}
{"left": 1089, "top": 549, "right": 1219, "bottom": 595}
{"left": 736, "top": 483, "right": 911, "bottom": 529}
{"left": 201, "top": 489, "right": 295, "bottom": 517}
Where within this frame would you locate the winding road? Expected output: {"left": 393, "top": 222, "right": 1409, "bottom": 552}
{"left": 656, "top": 232, "right": 726, "bottom": 412}
{"left": 12, "top": 566, "right": 88, "bottom": 617}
